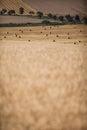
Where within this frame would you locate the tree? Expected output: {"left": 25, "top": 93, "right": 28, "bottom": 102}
{"left": 47, "top": 13, "right": 53, "bottom": 18}
{"left": 41, "top": 20, "right": 51, "bottom": 25}
{"left": 75, "top": 15, "right": 80, "bottom": 23}
{"left": 65, "top": 14, "right": 73, "bottom": 22}
{"left": 8, "top": 10, "right": 15, "bottom": 15}
{"left": 83, "top": 17, "right": 87, "bottom": 24}
{"left": 37, "top": 11, "right": 43, "bottom": 19}
{"left": 19, "top": 7, "right": 24, "bottom": 14}
{"left": 29, "top": 11, "right": 34, "bottom": 16}
{"left": 59, "top": 16, "right": 64, "bottom": 22}
{"left": 52, "top": 15, "right": 57, "bottom": 20}
{"left": 0, "top": 9, "right": 7, "bottom": 15}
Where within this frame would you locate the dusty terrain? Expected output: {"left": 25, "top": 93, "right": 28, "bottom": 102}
{"left": 0, "top": 25, "right": 87, "bottom": 130}
{"left": 25, "top": 0, "right": 87, "bottom": 16}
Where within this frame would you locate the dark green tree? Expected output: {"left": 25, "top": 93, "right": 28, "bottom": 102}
{"left": 19, "top": 7, "right": 24, "bottom": 14}
{"left": 47, "top": 13, "right": 53, "bottom": 18}
{"left": 37, "top": 11, "right": 43, "bottom": 19}
{"left": 0, "top": 9, "right": 7, "bottom": 15}
{"left": 52, "top": 15, "right": 57, "bottom": 20}
{"left": 65, "top": 14, "right": 73, "bottom": 22}
{"left": 41, "top": 20, "right": 51, "bottom": 25}
{"left": 29, "top": 11, "right": 34, "bottom": 16}
{"left": 8, "top": 10, "right": 15, "bottom": 15}
{"left": 75, "top": 15, "right": 80, "bottom": 23}
{"left": 59, "top": 16, "right": 64, "bottom": 22}
{"left": 83, "top": 17, "right": 87, "bottom": 24}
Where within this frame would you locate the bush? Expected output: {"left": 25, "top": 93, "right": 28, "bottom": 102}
{"left": 0, "top": 9, "right": 7, "bottom": 15}
{"left": 59, "top": 16, "right": 64, "bottom": 22}
{"left": 47, "top": 13, "right": 53, "bottom": 18}
{"left": 29, "top": 11, "right": 34, "bottom": 16}
{"left": 83, "top": 17, "right": 87, "bottom": 24}
{"left": 52, "top": 15, "right": 57, "bottom": 20}
{"left": 47, "top": 13, "right": 57, "bottom": 20}
{"left": 19, "top": 7, "right": 24, "bottom": 14}
{"left": 37, "top": 11, "right": 43, "bottom": 19}
{"left": 41, "top": 20, "right": 51, "bottom": 25}
{"left": 8, "top": 10, "right": 15, "bottom": 15}
{"left": 75, "top": 15, "right": 81, "bottom": 23}
{"left": 65, "top": 15, "right": 74, "bottom": 22}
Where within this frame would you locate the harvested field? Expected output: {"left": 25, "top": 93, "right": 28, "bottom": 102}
{"left": 0, "top": 25, "right": 87, "bottom": 43}
{"left": 0, "top": 25, "right": 87, "bottom": 130}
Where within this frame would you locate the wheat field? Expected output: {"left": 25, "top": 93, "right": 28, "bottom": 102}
{"left": 0, "top": 25, "right": 87, "bottom": 130}
{"left": 0, "top": 25, "right": 87, "bottom": 43}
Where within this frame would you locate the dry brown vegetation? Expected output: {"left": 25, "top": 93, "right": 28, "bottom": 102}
{"left": 0, "top": 25, "right": 87, "bottom": 130}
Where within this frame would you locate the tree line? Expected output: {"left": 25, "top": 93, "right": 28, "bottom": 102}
{"left": 0, "top": 7, "right": 87, "bottom": 24}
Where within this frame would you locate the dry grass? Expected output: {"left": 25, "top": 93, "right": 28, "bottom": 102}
{"left": 0, "top": 25, "right": 87, "bottom": 44}
{"left": 0, "top": 25, "right": 87, "bottom": 130}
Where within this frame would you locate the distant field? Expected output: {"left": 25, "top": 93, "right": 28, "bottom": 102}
{"left": 0, "top": 25, "right": 87, "bottom": 130}
{"left": 0, "top": 16, "right": 42, "bottom": 24}
{"left": 0, "top": 16, "right": 59, "bottom": 25}
{"left": 24, "top": 0, "right": 87, "bottom": 16}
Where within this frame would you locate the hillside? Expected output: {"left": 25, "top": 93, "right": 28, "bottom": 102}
{"left": 24, "top": 0, "right": 87, "bottom": 16}
{"left": 0, "top": 0, "right": 36, "bottom": 15}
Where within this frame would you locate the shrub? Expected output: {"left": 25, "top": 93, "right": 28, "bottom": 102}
{"left": 47, "top": 13, "right": 58, "bottom": 20}
{"left": 8, "top": 10, "right": 15, "bottom": 15}
{"left": 65, "top": 14, "right": 73, "bottom": 22}
{"left": 0, "top": 9, "right": 7, "bottom": 15}
{"left": 47, "top": 13, "right": 53, "bottom": 18}
{"left": 59, "top": 16, "right": 64, "bottom": 22}
{"left": 83, "top": 17, "right": 87, "bottom": 24}
{"left": 75, "top": 15, "right": 81, "bottom": 23}
{"left": 37, "top": 11, "right": 43, "bottom": 19}
{"left": 19, "top": 7, "right": 24, "bottom": 14}
{"left": 52, "top": 15, "right": 57, "bottom": 20}
{"left": 41, "top": 20, "right": 51, "bottom": 25}
{"left": 29, "top": 11, "right": 35, "bottom": 16}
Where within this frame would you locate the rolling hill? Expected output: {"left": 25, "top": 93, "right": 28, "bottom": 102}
{"left": 24, "top": 0, "right": 87, "bottom": 16}
{"left": 0, "top": 0, "right": 36, "bottom": 15}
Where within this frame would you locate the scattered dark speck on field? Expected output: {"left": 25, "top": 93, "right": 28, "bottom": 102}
{"left": 53, "top": 40, "right": 55, "bottom": 42}
{"left": 74, "top": 42, "right": 76, "bottom": 44}
{"left": 19, "top": 36, "right": 21, "bottom": 38}
{"left": 68, "top": 37, "right": 70, "bottom": 39}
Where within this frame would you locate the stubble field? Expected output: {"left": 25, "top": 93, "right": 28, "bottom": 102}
{"left": 0, "top": 25, "right": 87, "bottom": 130}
